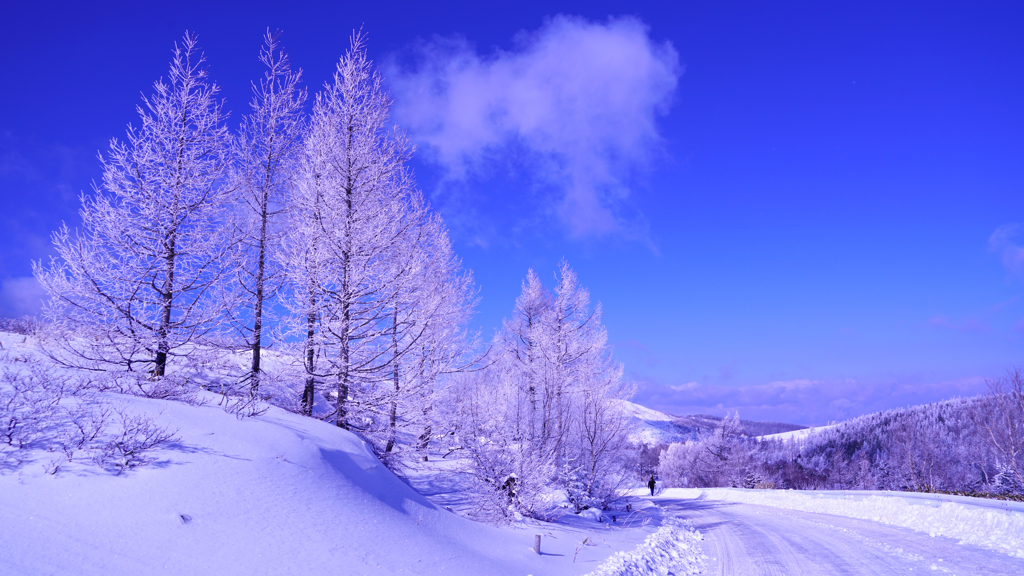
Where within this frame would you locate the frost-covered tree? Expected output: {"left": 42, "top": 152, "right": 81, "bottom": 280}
{"left": 380, "top": 211, "right": 478, "bottom": 456}
{"left": 456, "top": 263, "right": 631, "bottom": 518}
{"left": 283, "top": 32, "right": 416, "bottom": 427}
{"left": 227, "top": 30, "right": 306, "bottom": 397}
{"left": 35, "top": 33, "right": 232, "bottom": 376}
{"left": 982, "top": 368, "right": 1024, "bottom": 492}
{"left": 547, "top": 261, "right": 630, "bottom": 509}
{"left": 658, "top": 412, "right": 751, "bottom": 488}
{"left": 502, "top": 269, "right": 551, "bottom": 446}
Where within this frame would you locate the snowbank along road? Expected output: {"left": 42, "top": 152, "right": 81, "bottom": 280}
{"left": 655, "top": 492, "right": 1024, "bottom": 575}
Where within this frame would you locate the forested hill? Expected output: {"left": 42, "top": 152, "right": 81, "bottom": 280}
{"left": 621, "top": 400, "right": 805, "bottom": 445}
{"left": 672, "top": 414, "right": 806, "bottom": 438}
{"left": 657, "top": 382, "right": 1024, "bottom": 497}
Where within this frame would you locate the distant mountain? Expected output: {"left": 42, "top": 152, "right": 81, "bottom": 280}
{"left": 672, "top": 414, "right": 807, "bottom": 438}
{"left": 617, "top": 401, "right": 807, "bottom": 445}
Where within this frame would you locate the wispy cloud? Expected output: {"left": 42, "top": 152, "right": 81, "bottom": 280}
{"left": 989, "top": 224, "right": 1024, "bottom": 276}
{"left": 387, "top": 15, "right": 680, "bottom": 242}
{"left": 928, "top": 314, "right": 990, "bottom": 333}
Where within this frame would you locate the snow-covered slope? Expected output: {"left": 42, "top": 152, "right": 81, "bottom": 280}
{"left": 618, "top": 400, "right": 807, "bottom": 446}
{"left": 616, "top": 399, "right": 694, "bottom": 446}
{"left": 1, "top": 392, "right": 551, "bottom": 575}
{"left": 0, "top": 331, "right": 673, "bottom": 575}
{"left": 757, "top": 424, "right": 837, "bottom": 442}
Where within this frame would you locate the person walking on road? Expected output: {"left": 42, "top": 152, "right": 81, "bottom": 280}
{"left": 648, "top": 476, "right": 656, "bottom": 496}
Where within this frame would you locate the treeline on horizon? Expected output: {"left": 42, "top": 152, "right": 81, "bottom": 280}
{"left": 654, "top": 370, "right": 1024, "bottom": 498}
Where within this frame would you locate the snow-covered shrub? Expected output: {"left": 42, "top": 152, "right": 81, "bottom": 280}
{"left": 55, "top": 402, "right": 110, "bottom": 462}
{"left": 0, "top": 367, "right": 65, "bottom": 452}
{"left": 0, "top": 316, "right": 40, "bottom": 336}
{"left": 562, "top": 463, "right": 602, "bottom": 512}
{"left": 0, "top": 359, "right": 179, "bottom": 475}
{"left": 95, "top": 406, "right": 179, "bottom": 474}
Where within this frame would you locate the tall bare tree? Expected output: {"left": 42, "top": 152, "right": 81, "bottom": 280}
{"left": 35, "top": 33, "right": 232, "bottom": 376}
{"left": 229, "top": 30, "right": 306, "bottom": 398}
{"left": 284, "top": 31, "right": 415, "bottom": 427}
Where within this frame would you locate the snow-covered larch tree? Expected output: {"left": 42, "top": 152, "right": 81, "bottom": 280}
{"left": 227, "top": 30, "right": 306, "bottom": 398}
{"left": 502, "top": 269, "right": 552, "bottom": 446}
{"left": 35, "top": 33, "right": 232, "bottom": 377}
{"left": 283, "top": 31, "right": 416, "bottom": 427}
{"left": 458, "top": 262, "right": 631, "bottom": 519}
{"left": 381, "top": 210, "right": 478, "bottom": 456}
{"left": 547, "top": 260, "right": 631, "bottom": 510}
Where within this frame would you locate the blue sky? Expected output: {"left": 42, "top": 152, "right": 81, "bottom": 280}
{"left": 3, "top": 1, "right": 1022, "bottom": 425}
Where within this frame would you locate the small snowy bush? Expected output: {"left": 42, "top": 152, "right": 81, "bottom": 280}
{"left": 95, "top": 406, "right": 179, "bottom": 474}
{"left": 0, "top": 361, "right": 178, "bottom": 475}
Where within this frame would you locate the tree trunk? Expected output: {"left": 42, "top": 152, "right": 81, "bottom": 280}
{"left": 301, "top": 293, "right": 316, "bottom": 416}
{"left": 250, "top": 184, "right": 270, "bottom": 397}
{"left": 336, "top": 280, "right": 350, "bottom": 429}
{"left": 385, "top": 307, "right": 399, "bottom": 453}
{"left": 154, "top": 232, "right": 177, "bottom": 377}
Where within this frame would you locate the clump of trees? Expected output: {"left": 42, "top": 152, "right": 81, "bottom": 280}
{"left": 32, "top": 30, "right": 479, "bottom": 457}
{"left": 25, "top": 29, "right": 635, "bottom": 516}
{"left": 657, "top": 372, "right": 1024, "bottom": 497}
{"left": 440, "top": 262, "right": 634, "bottom": 522}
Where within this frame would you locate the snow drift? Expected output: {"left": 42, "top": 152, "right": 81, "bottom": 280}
{"left": 0, "top": 388, "right": 609, "bottom": 575}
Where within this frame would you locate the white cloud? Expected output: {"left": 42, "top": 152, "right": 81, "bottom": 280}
{"left": 669, "top": 381, "right": 700, "bottom": 391}
{"left": 765, "top": 378, "right": 819, "bottom": 391}
{"left": 388, "top": 15, "right": 680, "bottom": 240}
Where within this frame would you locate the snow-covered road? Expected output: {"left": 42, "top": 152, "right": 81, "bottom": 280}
{"left": 658, "top": 496, "right": 1024, "bottom": 575}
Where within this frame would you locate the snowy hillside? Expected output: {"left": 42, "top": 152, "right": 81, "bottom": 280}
{"left": 618, "top": 400, "right": 806, "bottom": 446}
{"left": 757, "top": 423, "right": 837, "bottom": 442}
{"left": 616, "top": 399, "right": 692, "bottom": 445}
{"left": 0, "top": 331, "right": 683, "bottom": 575}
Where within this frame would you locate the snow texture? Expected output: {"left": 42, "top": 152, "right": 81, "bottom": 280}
{"left": 0, "top": 331, "right": 667, "bottom": 575}
{"left": 615, "top": 399, "right": 692, "bottom": 446}
{"left": 756, "top": 423, "right": 835, "bottom": 442}
{"left": 585, "top": 517, "right": 707, "bottom": 576}
{"left": 666, "top": 487, "right": 1024, "bottom": 559}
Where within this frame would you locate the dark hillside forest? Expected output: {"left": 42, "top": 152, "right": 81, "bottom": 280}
{"left": 658, "top": 372, "right": 1024, "bottom": 498}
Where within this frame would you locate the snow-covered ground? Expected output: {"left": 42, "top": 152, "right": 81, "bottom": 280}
{"left": 8, "top": 328, "right": 1024, "bottom": 575}
{"left": 658, "top": 487, "right": 1024, "bottom": 560}
{"left": 0, "top": 330, "right": 686, "bottom": 575}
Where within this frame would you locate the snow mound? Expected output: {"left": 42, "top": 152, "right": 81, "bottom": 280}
{"left": 0, "top": 389, "right": 582, "bottom": 575}
{"left": 585, "top": 517, "right": 707, "bottom": 576}
{"left": 678, "top": 488, "right": 1024, "bottom": 559}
